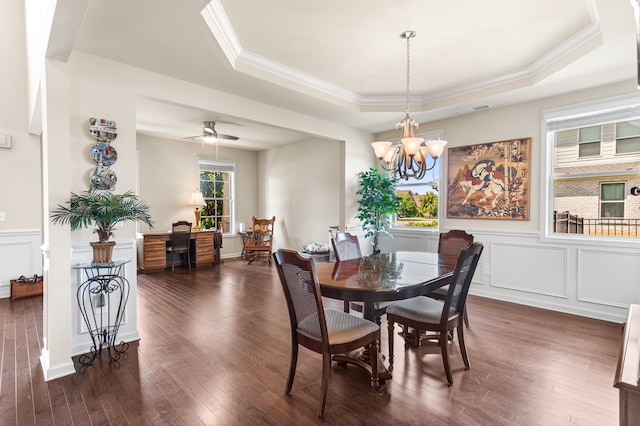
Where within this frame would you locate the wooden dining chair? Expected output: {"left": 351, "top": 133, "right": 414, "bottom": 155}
{"left": 166, "top": 221, "right": 192, "bottom": 271}
{"left": 331, "top": 232, "right": 361, "bottom": 313}
{"left": 243, "top": 216, "right": 275, "bottom": 265}
{"left": 331, "top": 232, "right": 361, "bottom": 262}
{"left": 386, "top": 243, "right": 483, "bottom": 385}
{"left": 273, "top": 249, "right": 380, "bottom": 418}
{"left": 427, "top": 229, "right": 474, "bottom": 326}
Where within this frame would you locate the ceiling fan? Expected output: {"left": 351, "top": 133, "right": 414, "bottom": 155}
{"left": 184, "top": 121, "right": 239, "bottom": 144}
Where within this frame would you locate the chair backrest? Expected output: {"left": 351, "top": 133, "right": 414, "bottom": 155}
{"left": 442, "top": 243, "right": 483, "bottom": 321}
{"left": 171, "top": 221, "right": 192, "bottom": 251}
{"left": 437, "top": 230, "right": 474, "bottom": 256}
{"left": 247, "top": 216, "right": 275, "bottom": 248}
{"left": 273, "top": 249, "right": 328, "bottom": 346}
{"left": 331, "top": 232, "right": 361, "bottom": 261}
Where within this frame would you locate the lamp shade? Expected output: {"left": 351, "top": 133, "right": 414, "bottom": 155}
{"left": 189, "top": 190, "right": 205, "bottom": 206}
{"left": 371, "top": 141, "right": 392, "bottom": 159}
{"left": 425, "top": 139, "right": 448, "bottom": 158}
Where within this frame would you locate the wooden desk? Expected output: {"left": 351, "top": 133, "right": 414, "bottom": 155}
{"left": 315, "top": 251, "right": 457, "bottom": 381}
{"left": 141, "top": 230, "right": 222, "bottom": 272}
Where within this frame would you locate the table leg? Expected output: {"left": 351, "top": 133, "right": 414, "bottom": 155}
{"left": 333, "top": 300, "right": 392, "bottom": 382}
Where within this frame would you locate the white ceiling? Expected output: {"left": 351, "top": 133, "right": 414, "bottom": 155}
{"left": 72, "top": 0, "right": 637, "bottom": 150}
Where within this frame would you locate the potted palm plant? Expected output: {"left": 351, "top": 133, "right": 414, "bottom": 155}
{"left": 356, "top": 167, "right": 399, "bottom": 254}
{"left": 51, "top": 190, "right": 154, "bottom": 264}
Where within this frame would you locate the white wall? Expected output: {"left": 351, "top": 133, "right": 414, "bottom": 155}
{"left": 136, "top": 133, "right": 259, "bottom": 257}
{"left": 0, "top": 0, "right": 42, "bottom": 232}
{"left": 378, "top": 81, "right": 640, "bottom": 323}
{"left": 259, "top": 138, "right": 342, "bottom": 251}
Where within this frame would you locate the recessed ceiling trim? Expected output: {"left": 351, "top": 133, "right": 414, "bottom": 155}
{"left": 201, "top": 1, "right": 241, "bottom": 66}
{"left": 202, "top": 0, "right": 603, "bottom": 112}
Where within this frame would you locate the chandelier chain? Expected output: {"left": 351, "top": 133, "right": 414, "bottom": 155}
{"left": 405, "top": 32, "right": 411, "bottom": 115}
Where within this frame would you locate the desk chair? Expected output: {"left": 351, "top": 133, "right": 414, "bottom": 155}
{"left": 427, "top": 230, "right": 474, "bottom": 326}
{"left": 273, "top": 249, "right": 380, "bottom": 418}
{"left": 167, "top": 221, "right": 192, "bottom": 271}
{"left": 243, "top": 216, "right": 275, "bottom": 265}
{"left": 386, "top": 243, "right": 483, "bottom": 385}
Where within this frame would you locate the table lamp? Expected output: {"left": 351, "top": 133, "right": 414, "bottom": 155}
{"left": 188, "top": 190, "right": 205, "bottom": 231}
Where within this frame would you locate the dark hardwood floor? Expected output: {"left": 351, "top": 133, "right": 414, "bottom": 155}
{"left": 0, "top": 259, "right": 623, "bottom": 425}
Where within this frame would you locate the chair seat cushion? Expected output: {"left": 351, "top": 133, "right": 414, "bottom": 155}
{"left": 386, "top": 296, "right": 457, "bottom": 323}
{"left": 324, "top": 309, "right": 379, "bottom": 345}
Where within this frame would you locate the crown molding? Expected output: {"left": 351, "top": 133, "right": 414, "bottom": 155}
{"left": 201, "top": 0, "right": 602, "bottom": 112}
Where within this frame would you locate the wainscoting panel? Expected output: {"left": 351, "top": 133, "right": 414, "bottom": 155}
{"left": 383, "top": 228, "right": 638, "bottom": 322}
{"left": 0, "top": 230, "right": 42, "bottom": 298}
{"left": 491, "top": 242, "right": 568, "bottom": 298}
{"left": 577, "top": 248, "right": 640, "bottom": 308}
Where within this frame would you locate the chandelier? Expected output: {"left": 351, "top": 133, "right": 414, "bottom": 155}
{"left": 371, "top": 31, "right": 448, "bottom": 180}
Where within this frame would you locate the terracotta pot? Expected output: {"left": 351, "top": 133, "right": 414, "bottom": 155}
{"left": 90, "top": 241, "right": 116, "bottom": 265}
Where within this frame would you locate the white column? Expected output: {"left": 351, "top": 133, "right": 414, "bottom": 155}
{"left": 40, "top": 57, "right": 75, "bottom": 380}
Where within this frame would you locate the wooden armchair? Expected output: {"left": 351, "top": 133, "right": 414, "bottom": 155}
{"left": 243, "top": 216, "right": 276, "bottom": 265}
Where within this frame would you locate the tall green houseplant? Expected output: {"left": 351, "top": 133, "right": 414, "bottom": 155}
{"left": 356, "top": 167, "right": 399, "bottom": 254}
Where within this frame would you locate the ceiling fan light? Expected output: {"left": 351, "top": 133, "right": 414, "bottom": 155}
{"left": 203, "top": 133, "right": 217, "bottom": 143}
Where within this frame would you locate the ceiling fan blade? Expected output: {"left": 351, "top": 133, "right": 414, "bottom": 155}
{"left": 183, "top": 135, "right": 202, "bottom": 140}
{"left": 217, "top": 134, "right": 239, "bottom": 141}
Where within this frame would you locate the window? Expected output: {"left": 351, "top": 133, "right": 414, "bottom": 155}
{"left": 578, "top": 126, "right": 601, "bottom": 157}
{"left": 615, "top": 121, "right": 640, "bottom": 154}
{"left": 600, "top": 182, "right": 625, "bottom": 218}
{"left": 394, "top": 132, "right": 443, "bottom": 230}
{"left": 198, "top": 160, "right": 235, "bottom": 235}
{"left": 542, "top": 93, "right": 640, "bottom": 239}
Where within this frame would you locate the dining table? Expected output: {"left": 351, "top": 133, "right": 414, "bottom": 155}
{"left": 314, "top": 250, "right": 458, "bottom": 381}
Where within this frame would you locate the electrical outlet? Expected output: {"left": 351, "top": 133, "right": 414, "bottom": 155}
{"left": 484, "top": 265, "right": 491, "bottom": 275}
{"left": 0, "top": 212, "right": 5, "bottom": 221}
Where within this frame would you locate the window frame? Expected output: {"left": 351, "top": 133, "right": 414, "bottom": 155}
{"left": 392, "top": 129, "right": 444, "bottom": 232}
{"left": 540, "top": 92, "right": 640, "bottom": 246}
{"left": 577, "top": 126, "right": 602, "bottom": 158}
{"left": 615, "top": 121, "right": 640, "bottom": 155}
{"left": 198, "top": 159, "right": 236, "bottom": 237}
{"left": 599, "top": 181, "right": 626, "bottom": 219}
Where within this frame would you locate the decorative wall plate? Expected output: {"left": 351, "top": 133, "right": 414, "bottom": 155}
{"left": 90, "top": 142, "right": 118, "bottom": 166}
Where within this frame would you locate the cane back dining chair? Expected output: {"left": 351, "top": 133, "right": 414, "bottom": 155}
{"left": 166, "top": 221, "right": 192, "bottom": 271}
{"left": 243, "top": 216, "right": 275, "bottom": 265}
{"left": 386, "top": 243, "right": 483, "bottom": 385}
{"left": 331, "top": 232, "right": 392, "bottom": 322}
{"left": 273, "top": 249, "right": 380, "bottom": 418}
{"left": 331, "top": 232, "right": 361, "bottom": 313}
{"left": 427, "top": 230, "right": 474, "bottom": 326}
{"left": 331, "top": 232, "right": 361, "bottom": 262}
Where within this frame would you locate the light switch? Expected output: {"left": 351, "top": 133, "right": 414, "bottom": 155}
{"left": 0, "top": 212, "right": 5, "bottom": 221}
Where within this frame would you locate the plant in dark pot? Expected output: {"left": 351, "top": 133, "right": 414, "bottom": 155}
{"left": 356, "top": 167, "right": 399, "bottom": 254}
{"left": 51, "top": 190, "right": 154, "bottom": 264}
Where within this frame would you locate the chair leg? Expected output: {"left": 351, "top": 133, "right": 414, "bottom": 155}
{"left": 463, "top": 309, "right": 469, "bottom": 327}
{"left": 440, "top": 331, "right": 453, "bottom": 385}
{"left": 285, "top": 340, "right": 298, "bottom": 394}
{"left": 187, "top": 250, "right": 191, "bottom": 271}
{"left": 457, "top": 322, "right": 470, "bottom": 370}
{"left": 387, "top": 320, "right": 395, "bottom": 366}
{"left": 318, "top": 352, "right": 331, "bottom": 418}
